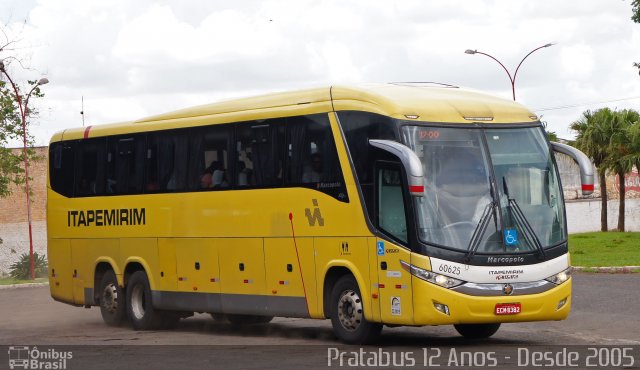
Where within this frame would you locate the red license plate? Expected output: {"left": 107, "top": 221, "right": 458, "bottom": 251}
{"left": 495, "top": 303, "right": 521, "bottom": 315}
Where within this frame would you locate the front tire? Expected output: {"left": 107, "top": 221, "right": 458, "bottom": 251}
{"left": 454, "top": 323, "right": 501, "bottom": 339}
{"left": 98, "top": 270, "right": 126, "bottom": 326}
{"left": 126, "top": 270, "right": 165, "bottom": 330}
{"left": 329, "top": 275, "right": 382, "bottom": 344}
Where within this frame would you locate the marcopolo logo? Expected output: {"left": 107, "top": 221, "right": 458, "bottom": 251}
{"left": 7, "top": 346, "right": 73, "bottom": 369}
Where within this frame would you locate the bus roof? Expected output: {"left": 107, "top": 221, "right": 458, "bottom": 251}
{"left": 52, "top": 83, "right": 538, "bottom": 142}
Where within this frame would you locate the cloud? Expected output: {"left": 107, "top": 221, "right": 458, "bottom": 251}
{"left": 0, "top": 0, "right": 638, "bottom": 145}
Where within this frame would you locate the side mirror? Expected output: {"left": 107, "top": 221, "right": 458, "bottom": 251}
{"left": 550, "top": 142, "right": 595, "bottom": 196}
{"left": 369, "top": 139, "right": 424, "bottom": 196}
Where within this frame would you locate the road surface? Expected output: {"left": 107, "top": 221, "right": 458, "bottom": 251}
{"left": 1, "top": 272, "right": 638, "bottom": 369}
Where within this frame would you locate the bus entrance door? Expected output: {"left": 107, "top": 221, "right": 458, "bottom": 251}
{"left": 375, "top": 239, "right": 414, "bottom": 324}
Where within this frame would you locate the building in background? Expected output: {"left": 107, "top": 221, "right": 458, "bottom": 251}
{"left": 0, "top": 147, "right": 47, "bottom": 276}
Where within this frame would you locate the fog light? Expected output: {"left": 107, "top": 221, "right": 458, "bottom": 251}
{"left": 557, "top": 297, "right": 567, "bottom": 310}
{"left": 433, "top": 301, "right": 450, "bottom": 315}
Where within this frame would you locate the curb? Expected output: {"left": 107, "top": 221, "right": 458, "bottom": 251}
{"left": 0, "top": 282, "right": 49, "bottom": 290}
{"left": 573, "top": 266, "right": 640, "bottom": 273}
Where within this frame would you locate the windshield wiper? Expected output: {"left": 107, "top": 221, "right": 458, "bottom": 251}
{"left": 464, "top": 200, "right": 496, "bottom": 263}
{"left": 502, "top": 177, "right": 546, "bottom": 259}
{"left": 464, "top": 179, "right": 500, "bottom": 263}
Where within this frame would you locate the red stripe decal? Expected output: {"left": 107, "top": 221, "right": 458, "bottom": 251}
{"left": 582, "top": 184, "right": 594, "bottom": 191}
{"left": 410, "top": 185, "right": 424, "bottom": 193}
{"left": 83, "top": 126, "right": 92, "bottom": 139}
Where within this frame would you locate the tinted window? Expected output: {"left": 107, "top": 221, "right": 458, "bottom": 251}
{"left": 190, "top": 125, "right": 231, "bottom": 190}
{"left": 337, "top": 111, "right": 397, "bottom": 215}
{"left": 52, "top": 113, "right": 351, "bottom": 200}
{"left": 49, "top": 141, "right": 76, "bottom": 197}
{"left": 75, "top": 138, "right": 106, "bottom": 197}
{"left": 106, "top": 136, "right": 145, "bottom": 195}
{"left": 337, "top": 111, "right": 397, "bottom": 184}
{"left": 285, "top": 114, "right": 348, "bottom": 201}
{"left": 236, "top": 120, "right": 284, "bottom": 187}
{"left": 146, "top": 131, "right": 189, "bottom": 192}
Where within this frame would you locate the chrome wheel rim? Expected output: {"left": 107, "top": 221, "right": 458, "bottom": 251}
{"left": 337, "top": 289, "right": 363, "bottom": 331}
{"left": 131, "top": 284, "right": 146, "bottom": 320}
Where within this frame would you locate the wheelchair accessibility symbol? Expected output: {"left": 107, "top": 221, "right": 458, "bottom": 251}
{"left": 504, "top": 228, "right": 518, "bottom": 246}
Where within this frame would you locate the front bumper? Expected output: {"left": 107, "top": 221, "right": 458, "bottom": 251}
{"left": 411, "top": 276, "right": 571, "bottom": 325}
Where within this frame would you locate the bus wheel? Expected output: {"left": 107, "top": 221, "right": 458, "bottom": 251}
{"left": 98, "top": 270, "right": 126, "bottom": 326}
{"left": 227, "top": 314, "right": 274, "bottom": 325}
{"left": 329, "top": 275, "right": 382, "bottom": 344}
{"left": 454, "top": 323, "right": 501, "bottom": 339}
{"left": 126, "top": 271, "right": 164, "bottom": 330}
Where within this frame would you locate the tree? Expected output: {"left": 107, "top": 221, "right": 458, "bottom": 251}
{"left": 1, "top": 26, "right": 45, "bottom": 198}
{"left": 625, "top": 119, "right": 640, "bottom": 172}
{"left": 541, "top": 120, "right": 559, "bottom": 142}
{"left": 570, "top": 108, "right": 616, "bottom": 231}
{"left": 606, "top": 109, "right": 640, "bottom": 231}
{"left": 0, "top": 69, "right": 43, "bottom": 198}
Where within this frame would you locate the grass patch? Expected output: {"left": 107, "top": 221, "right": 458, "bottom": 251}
{"left": 0, "top": 277, "right": 48, "bottom": 286}
{"left": 569, "top": 232, "right": 640, "bottom": 267}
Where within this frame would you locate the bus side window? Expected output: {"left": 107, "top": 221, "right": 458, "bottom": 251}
{"left": 75, "top": 138, "right": 106, "bottom": 197}
{"left": 49, "top": 141, "right": 76, "bottom": 197}
{"left": 285, "top": 114, "right": 342, "bottom": 185}
{"left": 236, "top": 120, "right": 284, "bottom": 188}
{"left": 105, "top": 136, "right": 145, "bottom": 195}
{"left": 189, "top": 125, "right": 231, "bottom": 190}
{"left": 144, "top": 135, "right": 160, "bottom": 192}
{"left": 337, "top": 111, "right": 397, "bottom": 219}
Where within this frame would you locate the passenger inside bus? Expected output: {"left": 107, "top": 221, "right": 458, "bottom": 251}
{"left": 302, "top": 152, "right": 323, "bottom": 183}
{"left": 237, "top": 161, "right": 253, "bottom": 186}
{"left": 200, "top": 161, "right": 229, "bottom": 188}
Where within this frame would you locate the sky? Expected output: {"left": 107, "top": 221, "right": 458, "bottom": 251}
{"left": 1, "top": 0, "right": 639, "bottom": 146}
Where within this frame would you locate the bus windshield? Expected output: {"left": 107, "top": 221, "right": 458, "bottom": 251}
{"left": 402, "top": 125, "right": 566, "bottom": 254}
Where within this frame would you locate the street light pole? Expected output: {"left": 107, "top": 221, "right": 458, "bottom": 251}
{"left": 0, "top": 59, "right": 49, "bottom": 280}
{"left": 465, "top": 43, "right": 554, "bottom": 101}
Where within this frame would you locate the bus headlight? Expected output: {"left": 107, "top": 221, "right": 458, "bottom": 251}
{"left": 545, "top": 267, "right": 572, "bottom": 285}
{"left": 400, "top": 260, "right": 464, "bottom": 288}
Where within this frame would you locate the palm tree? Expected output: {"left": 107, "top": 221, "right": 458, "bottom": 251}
{"left": 609, "top": 109, "right": 640, "bottom": 231}
{"left": 570, "top": 108, "right": 615, "bottom": 231}
{"left": 626, "top": 119, "right": 640, "bottom": 173}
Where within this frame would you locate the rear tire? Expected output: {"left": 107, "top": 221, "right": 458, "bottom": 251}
{"left": 126, "top": 270, "right": 165, "bottom": 330}
{"left": 454, "top": 323, "right": 501, "bottom": 339}
{"left": 329, "top": 275, "right": 382, "bottom": 344}
{"left": 98, "top": 270, "right": 126, "bottom": 326}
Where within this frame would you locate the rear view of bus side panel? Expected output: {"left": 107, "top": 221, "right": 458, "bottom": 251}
{"left": 48, "top": 239, "right": 74, "bottom": 303}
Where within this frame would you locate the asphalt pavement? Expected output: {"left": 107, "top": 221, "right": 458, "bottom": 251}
{"left": 0, "top": 272, "right": 638, "bottom": 369}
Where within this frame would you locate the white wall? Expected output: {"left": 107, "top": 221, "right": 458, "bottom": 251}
{"left": 0, "top": 221, "right": 47, "bottom": 276}
{"left": 566, "top": 198, "right": 640, "bottom": 233}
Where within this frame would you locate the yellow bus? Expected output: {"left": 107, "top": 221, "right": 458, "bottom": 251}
{"left": 47, "top": 83, "right": 594, "bottom": 343}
